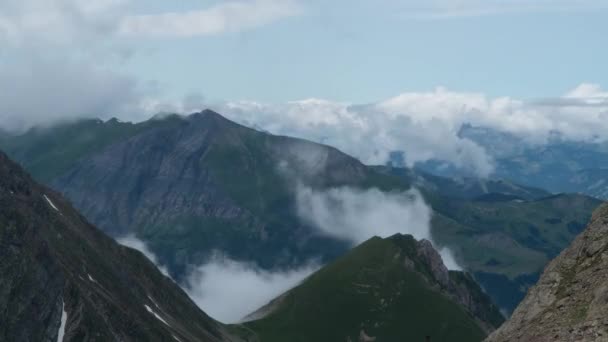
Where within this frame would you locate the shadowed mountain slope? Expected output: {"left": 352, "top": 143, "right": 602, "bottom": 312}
{"left": 0, "top": 150, "right": 240, "bottom": 342}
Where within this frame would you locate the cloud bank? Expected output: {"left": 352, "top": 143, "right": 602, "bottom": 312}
{"left": 206, "top": 83, "right": 608, "bottom": 177}
{"left": 184, "top": 255, "right": 318, "bottom": 323}
{"left": 295, "top": 185, "right": 462, "bottom": 270}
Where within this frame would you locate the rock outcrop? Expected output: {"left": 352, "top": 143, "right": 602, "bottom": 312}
{"left": 486, "top": 203, "right": 608, "bottom": 342}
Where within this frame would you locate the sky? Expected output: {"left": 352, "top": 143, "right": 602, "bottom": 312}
{"left": 2, "top": 0, "right": 608, "bottom": 174}
{"left": 2, "top": 0, "right": 607, "bottom": 104}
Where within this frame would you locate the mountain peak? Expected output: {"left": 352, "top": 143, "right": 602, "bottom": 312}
{"left": 188, "top": 109, "right": 232, "bottom": 123}
{"left": 246, "top": 234, "right": 504, "bottom": 341}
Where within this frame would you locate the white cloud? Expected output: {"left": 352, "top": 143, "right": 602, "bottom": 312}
{"left": 184, "top": 255, "right": 318, "bottom": 323}
{"left": 120, "top": 0, "right": 302, "bottom": 37}
{"left": 116, "top": 235, "right": 170, "bottom": 276}
{"left": 295, "top": 185, "right": 462, "bottom": 270}
{"left": 296, "top": 186, "right": 431, "bottom": 243}
{"left": 206, "top": 84, "right": 608, "bottom": 177}
{"left": 398, "top": 0, "right": 608, "bottom": 19}
{"left": 0, "top": 56, "right": 148, "bottom": 132}
{"left": 0, "top": 0, "right": 125, "bottom": 46}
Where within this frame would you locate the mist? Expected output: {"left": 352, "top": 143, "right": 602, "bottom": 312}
{"left": 296, "top": 185, "right": 462, "bottom": 270}
{"left": 184, "top": 255, "right": 319, "bottom": 324}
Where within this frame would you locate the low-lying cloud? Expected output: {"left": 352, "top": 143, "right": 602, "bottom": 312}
{"left": 184, "top": 255, "right": 318, "bottom": 324}
{"left": 295, "top": 185, "right": 462, "bottom": 271}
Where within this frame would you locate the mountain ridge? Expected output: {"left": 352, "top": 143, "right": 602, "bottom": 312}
{"left": 0, "top": 150, "right": 240, "bottom": 342}
{"left": 246, "top": 234, "right": 504, "bottom": 342}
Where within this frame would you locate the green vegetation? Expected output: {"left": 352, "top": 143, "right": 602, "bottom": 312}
{"left": 246, "top": 236, "right": 494, "bottom": 342}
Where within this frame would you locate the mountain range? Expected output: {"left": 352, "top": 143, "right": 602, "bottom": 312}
{"left": 0, "top": 148, "right": 505, "bottom": 341}
{"left": 418, "top": 125, "right": 608, "bottom": 200}
{"left": 0, "top": 110, "right": 602, "bottom": 315}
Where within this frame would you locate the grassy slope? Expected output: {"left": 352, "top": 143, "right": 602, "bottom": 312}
{"left": 246, "top": 236, "right": 488, "bottom": 342}
{"left": 0, "top": 117, "right": 184, "bottom": 183}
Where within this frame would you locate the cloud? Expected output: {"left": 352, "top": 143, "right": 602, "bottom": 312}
{"left": 0, "top": 0, "right": 125, "bottom": 46}
{"left": 396, "top": 0, "right": 608, "bottom": 19}
{"left": 184, "top": 255, "right": 318, "bottom": 323}
{"left": 0, "top": 56, "right": 150, "bottom": 132}
{"left": 219, "top": 97, "right": 495, "bottom": 176}
{"left": 295, "top": 184, "right": 462, "bottom": 270}
{"left": 120, "top": 0, "right": 302, "bottom": 37}
{"left": 205, "top": 83, "right": 608, "bottom": 177}
{"left": 116, "top": 235, "right": 170, "bottom": 276}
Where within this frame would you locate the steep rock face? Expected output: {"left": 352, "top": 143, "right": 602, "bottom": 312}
{"left": 246, "top": 234, "right": 504, "bottom": 342}
{"left": 486, "top": 204, "right": 608, "bottom": 342}
{"left": 0, "top": 150, "right": 238, "bottom": 342}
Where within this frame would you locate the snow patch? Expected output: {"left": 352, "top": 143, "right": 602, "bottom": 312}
{"left": 44, "top": 195, "right": 60, "bottom": 212}
{"left": 147, "top": 295, "right": 161, "bottom": 309}
{"left": 144, "top": 304, "right": 170, "bottom": 327}
{"left": 87, "top": 274, "right": 98, "bottom": 284}
{"left": 57, "top": 301, "right": 67, "bottom": 342}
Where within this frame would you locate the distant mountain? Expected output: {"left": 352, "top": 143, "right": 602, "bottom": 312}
{"left": 374, "top": 165, "right": 550, "bottom": 201}
{"left": 486, "top": 204, "right": 608, "bottom": 341}
{"left": 246, "top": 234, "right": 504, "bottom": 342}
{"left": 419, "top": 125, "right": 608, "bottom": 200}
{"left": 0, "top": 110, "right": 601, "bottom": 314}
{"left": 0, "top": 151, "right": 240, "bottom": 342}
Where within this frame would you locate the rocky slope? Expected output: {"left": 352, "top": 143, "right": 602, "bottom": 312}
{"left": 246, "top": 234, "right": 504, "bottom": 342}
{"left": 0, "top": 150, "right": 239, "bottom": 342}
{"left": 486, "top": 203, "right": 608, "bottom": 342}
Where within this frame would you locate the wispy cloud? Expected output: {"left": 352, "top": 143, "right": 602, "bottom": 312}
{"left": 399, "top": 0, "right": 608, "bottom": 19}
{"left": 120, "top": 0, "right": 302, "bottom": 37}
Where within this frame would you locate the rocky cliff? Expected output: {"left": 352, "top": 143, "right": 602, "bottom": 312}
{"left": 486, "top": 203, "right": 608, "bottom": 342}
{"left": 0, "top": 150, "right": 239, "bottom": 342}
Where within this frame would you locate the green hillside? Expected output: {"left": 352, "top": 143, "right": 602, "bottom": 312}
{"left": 246, "top": 235, "right": 503, "bottom": 342}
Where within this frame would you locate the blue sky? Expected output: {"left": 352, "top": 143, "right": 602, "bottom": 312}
{"left": 116, "top": 0, "right": 608, "bottom": 103}
{"left": 2, "top": 0, "right": 608, "bottom": 174}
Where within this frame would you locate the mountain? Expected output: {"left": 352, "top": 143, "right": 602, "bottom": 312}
{"left": 486, "top": 203, "right": 608, "bottom": 341}
{"left": 246, "top": 234, "right": 504, "bottom": 342}
{"left": 374, "top": 165, "right": 550, "bottom": 201}
{"left": 0, "top": 110, "right": 601, "bottom": 314}
{"left": 0, "top": 150, "right": 240, "bottom": 342}
{"left": 420, "top": 125, "right": 608, "bottom": 200}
